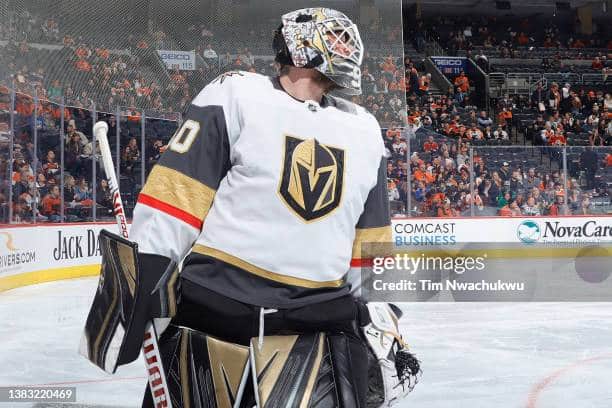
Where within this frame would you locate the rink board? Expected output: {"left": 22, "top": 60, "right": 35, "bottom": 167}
{"left": 0, "top": 216, "right": 610, "bottom": 292}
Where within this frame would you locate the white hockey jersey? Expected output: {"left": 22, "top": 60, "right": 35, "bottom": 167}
{"left": 130, "top": 71, "right": 390, "bottom": 308}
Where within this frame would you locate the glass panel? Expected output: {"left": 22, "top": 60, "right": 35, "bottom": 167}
{"left": 0, "top": 86, "right": 11, "bottom": 223}
{"left": 472, "top": 146, "right": 562, "bottom": 217}
{"left": 118, "top": 107, "right": 142, "bottom": 219}
{"left": 36, "top": 98, "right": 62, "bottom": 223}
{"left": 567, "top": 146, "right": 611, "bottom": 215}
{"left": 407, "top": 128, "right": 459, "bottom": 217}
{"left": 64, "top": 105, "right": 94, "bottom": 222}
{"left": 95, "top": 111, "right": 118, "bottom": 221}
{"left": 383, "top": 127, "right": 408, "bottom": 216}
{"left": 144, "top": 116, "right": 179, "bottom": 179}
{"left": 13, "top": 92, "right": 35, "bottom": 223}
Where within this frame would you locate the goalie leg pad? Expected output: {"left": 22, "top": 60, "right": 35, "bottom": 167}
{"left": 249, "top": 332, "right": 368, "bottom": 408}
{"left": 142, "top": 325, "right": 250, "bottom": 408}
{"left": 79, "top": 229, "right": 178, "bottom": 373}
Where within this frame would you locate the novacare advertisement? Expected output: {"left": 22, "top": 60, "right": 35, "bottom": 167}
{"left": 392, "top": 217, "right": 612, "bottom": 245}
{"left": 0, "top": 223, "right": 126, "bottom": 278}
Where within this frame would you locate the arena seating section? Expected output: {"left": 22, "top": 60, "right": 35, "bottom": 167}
{"left": 0, "top": 8, "right": 609, "bottom": 222}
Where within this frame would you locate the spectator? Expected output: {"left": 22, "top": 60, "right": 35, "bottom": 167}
{"left": 437, "top": 198, "right": 457, "bottom": 217}
{"left": 121, "top": 136, "right": 140, "bottom": 175}
{"left": 531, "top": 83, "right": 546, "bottom": 111}
{"left": 65, "top": 132, "right": 85, "bottom": 177}
{"left": 477, "top": 110, "right": 493, "bottom": 128}
{"left": 423, "top": 135, "right": 438, "bottom": 152}
{"left": 579, "top": 147, "right": 599, "bottom": 189}
{"left": 73, "top": 177, "right": 92, "bottom": 203}
{"left": 548, "top": 194, "right": 569, "bottom": 216}
{"left": 388, "top": 179, "right": 399, "bottom": 201}
{"left": 522, "top": 196, "right": 541, "bottom": 216}
{"left": 499, "top": 198, "right": 522, "bottom": 216}
{"left": 202, "top": 43, "right": 218, "bottom": 62}
{"left": 493, "top": 124, "right": 508, "bottom": 140}
{"left": 35, "top": 173, "right": 49, "bottom": 198}
{"left": 453, "top": 70, "right": 469, "bottom": 93}
{"left": 41, "top": 149, "right": 59, "bottom": 180}
{"left": 41, "top": 184, "right": 61, "bottom": 222}
{"left": 523, "top": 168, "right": 541, "bottom": 191}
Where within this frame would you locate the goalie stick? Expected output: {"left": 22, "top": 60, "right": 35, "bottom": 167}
{"left": 82, "top": 121, "right": 173, "bottom": 408}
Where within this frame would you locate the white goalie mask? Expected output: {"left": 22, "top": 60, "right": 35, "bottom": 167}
{"left": 274, "top": 7, "right": 364, "bottom": 95}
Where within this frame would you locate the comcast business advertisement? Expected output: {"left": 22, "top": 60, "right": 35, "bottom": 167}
{"left": 376, "top": 218, "right": 612, "bottom": 301}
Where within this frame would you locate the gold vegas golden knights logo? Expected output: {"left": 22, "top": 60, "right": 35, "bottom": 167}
{"left": 279, "top": 135, "right": 344, "bottom": 222}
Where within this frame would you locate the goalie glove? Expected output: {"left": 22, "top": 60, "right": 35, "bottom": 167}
{"left": 363, "top": 302, "right": 421, "bottom": 407}
{"left": 79, "top": 229, "right": 180, "bottom": 373}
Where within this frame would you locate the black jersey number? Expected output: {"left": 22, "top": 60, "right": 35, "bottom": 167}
{"left": 169, "top": 119, "right": 200, "bottom": 153}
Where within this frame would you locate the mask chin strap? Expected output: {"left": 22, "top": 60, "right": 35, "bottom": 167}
{"left": 304, "top": 55, "right": 324, "bottom": 68}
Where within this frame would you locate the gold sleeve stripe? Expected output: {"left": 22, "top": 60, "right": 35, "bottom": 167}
{"left": 352, "top": 225, "right": 392, "bottom": 259}
{"left": 191, "top": 245, "right": 345, "bottom": 289}
{"left": 141, "top": 165, "right": 216, "bottom": 222}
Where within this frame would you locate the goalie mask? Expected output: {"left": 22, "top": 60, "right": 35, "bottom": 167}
{"left": 273, "top": 7, "right": 364, "bottom": 95}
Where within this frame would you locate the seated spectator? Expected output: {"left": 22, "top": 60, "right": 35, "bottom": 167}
{"left": 548, "top": 131, "right": 566, "bottom": 146}
{"left": 65, "top": 133, "right": 85, "bottom": 178}
{"left": 391, "top": 135, "right": 407, "bottom": 156}
{"left": 121, "top": 137, "right": 140, "bottom": 175}
{"left": 65, "top": 119, "right": 88, "bottom": 146}
{"left": 36, "top": 173, "right": 49, "bottom": 198}
{"left": 540, "top": 123, "right": 555, "bottom": 145}
{"left": 388, "top": 179, "right": 399, "bottom": 201}
{"left": 202, "top": 43, "right": 218, "bottom": 62}
{"left": 423, "top": 135, "right": 438, "bottom": 152}
{"left": 63, "top": 175, "right": 76, "bottom": 205}
{"left": 548, "top": 194, "right": 569, "bottom": 216}
{"left": 453, "top": 70, "right": 469, "bottom": 93}
{"left": 41, "top": 184, "right": 61, "bottom": 222}
{"left": 497, "top": 190, "right": 512, "bottom": 208}
{"left": 592, "top": 56, "right": 604, "bottom": 70}
{"left": 498, "top": 198, "right": 522, "bottom": 216}
{"left": 578, "top": 195, "right": 591, "bottom": 215}
{"left": 437, "top": 198, "right": 457, "bottom": 217}
{"left": 73, "top": 177, "right": 92, "bottom": 205}
{"left": 477, "top": 110, "right": 493, "bottom": 128}
{"left": 521, "top": 196, "right": 541, "bottom": 216}
{"left": 493, "top": 124, "right": 508, "bottom": 140}
{"left": 465, "top": 123, "right": 483, "bottom": 140}
{"left": 523, "top": 168, "right": 541, "bottom": 191}
{"left": 497, "top": 107, "right": 513, "bottom": 128}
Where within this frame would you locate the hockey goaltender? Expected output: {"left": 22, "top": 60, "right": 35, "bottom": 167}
{"left": 80, "top": 7, "right": 420, "bottom": 408}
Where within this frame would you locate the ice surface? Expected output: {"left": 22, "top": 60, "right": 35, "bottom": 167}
{"left": 0, "top": 277, "right": 611, "bottom": 407}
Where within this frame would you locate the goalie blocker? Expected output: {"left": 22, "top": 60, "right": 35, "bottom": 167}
{"left": 79, "top": 230, "right": 179, "bottom": 373}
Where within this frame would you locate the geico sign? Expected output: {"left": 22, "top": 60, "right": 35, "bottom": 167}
{"left": 160, "top": 54, "right": 191, "bottom": 60}
{"left": 435, "top": 59, "right": 463, "bottom": 65}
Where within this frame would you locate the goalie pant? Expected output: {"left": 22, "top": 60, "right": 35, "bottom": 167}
{"left": 142, "top": 277, "right": 371, "bottom": 408}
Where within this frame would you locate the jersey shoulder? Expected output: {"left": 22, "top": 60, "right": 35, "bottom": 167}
{"left": 327, "top": 95, "right": 380, "bottom": 127}
{"left": 192, "top": 70, "right": 272, "bottom": 107}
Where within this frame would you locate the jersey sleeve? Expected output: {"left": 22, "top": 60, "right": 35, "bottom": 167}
{"left": 130, "top": 77, "right": 237, "bottom": 262}
{"left": 351, "top": 154, "right": 392, "bottom": 260}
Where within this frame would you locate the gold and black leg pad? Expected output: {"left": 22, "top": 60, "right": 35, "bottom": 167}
{"left": 144, "top": 325, "right": 251, "bottom": 408}
{"left": 249, "top": 333, "right": 367, "bottom": 408}
{"left": 79, "top": 229, "right": 179, "bottom": 373}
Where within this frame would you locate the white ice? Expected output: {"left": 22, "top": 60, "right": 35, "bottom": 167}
{"left": 1, "top": 277, "right": 611, "bottom": 407}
